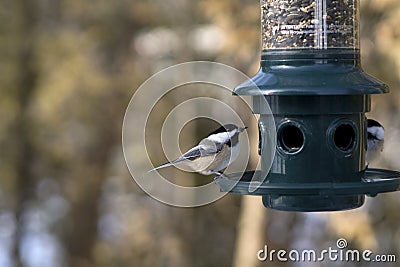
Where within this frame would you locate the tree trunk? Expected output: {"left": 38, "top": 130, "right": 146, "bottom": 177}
{"left": 232, "top": 196, "right": 267, "bottom": 267}
{"left": 12, "top": 0, "right": 39, "bottom": 266}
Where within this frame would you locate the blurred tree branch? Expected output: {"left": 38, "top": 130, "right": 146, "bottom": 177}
{"left": 232, "top": 196, "right": 267, "bottom": 267}
{"left": 12, "top": 0, "right": 39, "bottom": 266}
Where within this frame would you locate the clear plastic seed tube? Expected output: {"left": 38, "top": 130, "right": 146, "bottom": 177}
{"left": 261, "top": 0, "right": 359, "bottom": 50}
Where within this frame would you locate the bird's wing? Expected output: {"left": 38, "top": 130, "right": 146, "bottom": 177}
{"left": 179, "top": 142, "right": 222, "bottom": 161}
{"left": 148, "top": 146, "right": 205, "bottom": 172}
{"left": 179, "top": 146, "right": 204, "bottom": 160}
{"left": 148, "top": 141, "right": 223, "bottom": 172}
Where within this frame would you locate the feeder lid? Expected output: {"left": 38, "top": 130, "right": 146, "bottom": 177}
{"left": 234, "top": 50, "right": 389, "bottom": 96}
{"left": 234, "top": 65, "right": 389, "bottom": 96}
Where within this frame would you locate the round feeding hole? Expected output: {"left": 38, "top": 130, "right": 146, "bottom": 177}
{"left": 333, "top": 124, "right": 356, "bottom": 152}
{"left": 279, "top": 124, "right": 305, "bottom": 154}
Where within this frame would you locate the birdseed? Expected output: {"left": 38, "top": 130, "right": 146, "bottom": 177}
{"left": 261, "top": 0, "right": 359, "bottom": 50}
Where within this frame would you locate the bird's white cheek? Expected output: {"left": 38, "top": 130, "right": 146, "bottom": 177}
{"left": 368, "top": 126, "right": 384, "bottom": 141}
{"left": 366, "top": 140, "right": 384, "bottom": 163}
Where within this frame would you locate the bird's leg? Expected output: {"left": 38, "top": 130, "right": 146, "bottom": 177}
{"left": 213, "top": 171, "right": 229, "bottom": 179}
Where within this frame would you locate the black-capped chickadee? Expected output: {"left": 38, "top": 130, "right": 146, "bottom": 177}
{"left": 366, "top": 119, "right": 384, "bottom": 165}
{"left": 149, "top": 124, "right": 247, "bottom": 176}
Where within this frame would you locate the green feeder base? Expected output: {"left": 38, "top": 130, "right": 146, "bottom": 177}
{"left": 263, "top": 195, "right": 364, "bottom": 212}
{"left": 215, "top": 169, "right": 400, "bottom": 212}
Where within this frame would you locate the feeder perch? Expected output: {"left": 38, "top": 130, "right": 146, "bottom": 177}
{"left": 215, "top": 0, "right": 400, "bottom": 211}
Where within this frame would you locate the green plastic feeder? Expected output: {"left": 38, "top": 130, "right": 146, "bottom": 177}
{"left": 215, "top": 0, "right": 400, "bottom": 211}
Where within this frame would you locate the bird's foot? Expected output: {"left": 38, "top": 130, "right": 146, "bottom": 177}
{"left": 213, "top": 171, "right": 229, "bottom": 179}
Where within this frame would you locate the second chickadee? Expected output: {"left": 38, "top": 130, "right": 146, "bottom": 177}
{"left": 149, "top": 124, "right": 247, "bottom": 176}
{"left": 366, "top": 119, "right": 384, "bottom": 165}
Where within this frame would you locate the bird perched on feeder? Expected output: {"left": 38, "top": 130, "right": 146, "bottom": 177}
{"left": 149, "top": 124, "right": 247, "bottom": 177}
{"left": 366, "top": 119, "right": 384, "bottom": 166}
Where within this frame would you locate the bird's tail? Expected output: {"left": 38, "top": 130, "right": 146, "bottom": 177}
{"left": 148, "top": 162, "right": 174, "bottom": 173}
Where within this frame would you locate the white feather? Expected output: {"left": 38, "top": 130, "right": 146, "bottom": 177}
{"left": 367, "top": 126, "right": 384, "bottom": 141}
{"left": 366, "top": 125, "right": 384, "bottom": 165}
{"left": 206, "top": 129, "right": 237, "bottom": 143}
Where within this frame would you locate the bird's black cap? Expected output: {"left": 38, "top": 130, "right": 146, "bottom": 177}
{"left": 209, "top": 124, "right": 241, "bottom": 136}
{"left": 367, "top": 119, "right": 384, "bottom": 129}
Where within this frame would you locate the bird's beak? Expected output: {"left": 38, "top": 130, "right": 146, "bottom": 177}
{"left": 239, "top": 126, "right": 248, "bottom": 132}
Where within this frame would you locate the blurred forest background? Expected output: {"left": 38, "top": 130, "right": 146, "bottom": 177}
{"left": 1, "top": 0, "right": 400, "bottom": 266}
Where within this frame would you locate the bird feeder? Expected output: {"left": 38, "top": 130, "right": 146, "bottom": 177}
{"left": 215, "top": 0, "right": 400, "bottom": 211}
